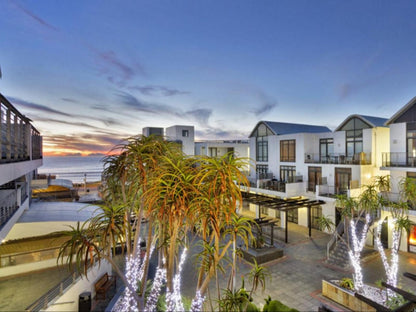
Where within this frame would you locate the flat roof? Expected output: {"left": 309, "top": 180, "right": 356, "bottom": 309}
{"left": 17, "top": 201, "right": 99, "bottom": 223}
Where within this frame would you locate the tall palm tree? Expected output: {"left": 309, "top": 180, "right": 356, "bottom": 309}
{"left": 193, "top": 153, "right": 251, "bottom": 299}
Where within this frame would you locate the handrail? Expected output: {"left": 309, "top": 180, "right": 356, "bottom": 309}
{"left": 326, "top": 221, "right": 344, "bottom": 259}
{"left": 25, "top": 271, "right": 79, "bottom": 312}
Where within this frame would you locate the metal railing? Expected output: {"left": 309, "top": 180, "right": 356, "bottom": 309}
{"left": 305, "top": 152, "right": 371, "bottom": 165}
{"left": 0, "top": 190, "right": 18, "bottom": 229}
{"left": 382, "top": 152, "right": 416, "bottom": 168}
{"left": 25, "top": 271, "right": 79, "bottom": 312}
{"left": 0, "top": 94, "right": 42, "bottom": 164}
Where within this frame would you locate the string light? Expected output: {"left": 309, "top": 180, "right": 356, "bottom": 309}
{"left": 348, "top": 213, "right": 370, "bottom": 292}
{"left": 166, "top": 247, "right": 187, "bottom": 312}
{"left": 190, "top": 291, "right": 205, "bottom": 312}
{"left": 375, "top": 219, "right": 400, "bottom": 289}
{"left": 144, "top": 259, "right": 167, "bottom": 312}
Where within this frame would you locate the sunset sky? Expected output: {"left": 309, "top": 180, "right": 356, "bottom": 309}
{"left": 2, "top": 1, "right": 416, "bottom": 156}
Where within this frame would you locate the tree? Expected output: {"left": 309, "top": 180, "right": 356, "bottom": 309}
{"left": 374, "top": 177, "right": 412, "bottom": 289}
{"left": 57, "top": 137, "right": 253, "bottom": 312}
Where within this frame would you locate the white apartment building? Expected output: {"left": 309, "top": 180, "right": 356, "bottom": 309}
{"left": 381, "top": 96, "right": 416, "bottom": 253}
{"left": 166, "top": 125, "right": 195, "bottom": 156}
{"left": 0, "top": 93, "right": 42, "bottom": 242}
{"left": 247, "top": 115, "right": 390, "bottom": 233}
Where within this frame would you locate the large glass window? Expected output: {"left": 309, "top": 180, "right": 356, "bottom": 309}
{"left": 320, "top": 138, "right": 333, "bottom": 162}
{"left": 254, "top": 124, "right": 270, "bottom": 162}
{"left": 256, "top": 136, "right": 268, "bottom": 161}
{"left": 280, "top": 140, "right": 295, "bottom": 162}
{"left": 311, "top": 206, "right": 322, "bottom": 230}
{"left": 280, "top": 165, "right": 295, "bottom": 182}
{"left": 407, "top": 122, "right": 416, "bottom": 166}
{"left": 339, "top": 117, "right": 370, "bottom": 158}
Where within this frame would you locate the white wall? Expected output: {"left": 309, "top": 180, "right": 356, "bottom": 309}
{"left": 0, "top": 159, "right": 42, "bottom": 186}
{"left": 166, "top": 125, "right": 195, "bottom": 156}
{"left": 5, "top": 221, "right": 83, "bottom": 240}
{"left": 45, "top": 260, "right": 112, "bottom": 312}
{"left": 0, "top": 196, "right": 30, "bottom": 242}
{"left": 390, "top": 123, "right": 406, "bottom": 154}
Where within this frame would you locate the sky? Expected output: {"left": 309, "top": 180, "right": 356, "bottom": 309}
{"left": 2, "top": 1, "right": 416, "bottom": 156}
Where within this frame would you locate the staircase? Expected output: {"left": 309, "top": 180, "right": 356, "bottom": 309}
{"left": 326, "top": 218, "right": 377, "bottom": 270}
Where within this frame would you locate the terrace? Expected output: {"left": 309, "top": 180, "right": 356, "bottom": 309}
{"left": 305, "top": 152, "right": 371, "bottom": 165}
{"left": 382, "top": 152, "right": 416, "bottom": 168}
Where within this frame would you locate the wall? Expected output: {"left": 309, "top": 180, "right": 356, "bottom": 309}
{"left": 390, "top": 122, "right": 406, "bottom": 154}
{"left": 5, "top": 221, "right": 82, "bottom": 240}
{"left": 0, "top": 158, "right": 42, "bottom": 186}
{"left": 166, "top": 125, "right": 195, "bottom": 155}
{"left": 45, "top": 260, "right": 112, "bottom": 312}
{"left": 0, "top": 196, "right": 30, "bottom": 242}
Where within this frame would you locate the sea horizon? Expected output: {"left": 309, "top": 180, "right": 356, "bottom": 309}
{"left": 38, "top": 155, "right": 105, "bottom": 184}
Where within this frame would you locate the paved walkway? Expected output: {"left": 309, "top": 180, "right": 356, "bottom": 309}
{"left": 1, "top": 223, "right": 416, "bottom": 311}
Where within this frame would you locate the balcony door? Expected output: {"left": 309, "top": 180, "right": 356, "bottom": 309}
{"left": 335, "top": 168, "right": 351, "bottom": 194}
{"left": 308, "top": 167, "right": 322, "bottom": 192}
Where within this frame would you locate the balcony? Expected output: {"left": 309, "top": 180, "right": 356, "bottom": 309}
{"left": 382, "top": 152, "right": 416, "bottom": 168}
{"left": 305, "top": 152, "right": 371, "bottom": 165}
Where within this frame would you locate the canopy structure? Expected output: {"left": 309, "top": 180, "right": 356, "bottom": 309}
{"left": 242, "top": 192, "right": 325, "bottom": 243}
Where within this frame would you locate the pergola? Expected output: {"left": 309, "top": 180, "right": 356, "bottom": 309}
{"left": 242, "top": 192, "right": 325, "bottom": 243}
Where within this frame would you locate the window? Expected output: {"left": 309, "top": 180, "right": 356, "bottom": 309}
{"left": 339, "top": 117, "right": 370, "bottom": 158}
{"left": 256, "top": 136, "right": 268, "bottom": 161}
{"left": 311, "top": 206, "right": 322, "bottom": 230}
{"left": 182, "top": 129, "right": 189, "bottom": 137}
{"left": 320, "top": 138, "right": 333, "bottom": 162}
{"left": 209, "top": 147, "right": 217, "bottom": 157}
{"left": 256, "top": 165, "right": 268, "bottom": 179}
{"left": 287, "top": 209, "right": 298, "bottom": 223}
{"left": 280, "top": 140, "right": 295, "bottom": 162}
{"left": 407, "top": 123, "right": 416, "bottom": 165}
{"left": 280, "top": 165, "right": 295, "bottom": 182}
{"left": 253, "top": 123, "right": 271, "bottom": 162}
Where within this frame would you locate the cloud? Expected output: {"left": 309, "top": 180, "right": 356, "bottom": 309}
{"left": 44, "top": 132, "right": 128, "bottom": 155}
{"left": 34, "top": 117, "right": 104, "bottom": 130}
{"left": 12, "top": 2, "right": 58, "bottom": 31}
{"left": 61, "top": 98, "right": 78, "bottom": 103}
{"left": 184, "top": 109, "right": 212, "bottom": 127}
{"left": 251, "top": 91, "right": 277, "bottom": 117}
{"left": 9, "top": 96, "right": 72, "bottom": 117}
{"left": 195, "top": 128, "right": 249, "bottom": 140}
{"left": 116, "top": 91, "right": 177, "bottom": 115}
{"left": 91, "top": 48, "right": 146, "bottom": 87}
{"left": 128, "top": 85, "right": 189, "bottom": 97}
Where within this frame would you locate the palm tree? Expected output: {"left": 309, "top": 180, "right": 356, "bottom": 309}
{"left": 193, "top": 153, "right": 252, "bottom": 300}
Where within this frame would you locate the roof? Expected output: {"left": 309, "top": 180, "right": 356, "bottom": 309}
{"left": 385, "top": 96, "right": 416, "bottom": 125}
{"left": 250, "top": 121, "right": 331, "bottom": 137}
{"left": 335, "top": 114, "right": 388, "bottom": 131}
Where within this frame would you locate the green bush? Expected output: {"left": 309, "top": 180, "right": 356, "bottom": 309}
{"left": 339, "top": 277, "right": 354, "bottom": 291}
{"left": 263, "top": 296, "right": 299, "bottom": 312}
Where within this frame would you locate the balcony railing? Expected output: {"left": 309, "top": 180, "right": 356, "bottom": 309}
{"left": 382, "top": 152, "right": 416, "bottom": 168}
{"left": 1, "top": 94, "right": 42, "bottom": 164}
{"left": 305, "top": 152, "right": 371, "bottom": 165}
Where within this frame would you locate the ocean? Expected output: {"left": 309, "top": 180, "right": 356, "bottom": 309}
{"left": 38, "top": 156, "right": 105, "bottom": 184}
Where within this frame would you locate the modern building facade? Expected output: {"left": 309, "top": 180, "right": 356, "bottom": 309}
{"left": 166, "top": 125, "right": 195, "bottom": 156}
{"left": 381, "top": 97, "right": 416, "bottom": 253}
{"left": 0, "top": 93, "right": 42, "bottom": 242}
{"left": 246, "top": 115, "right": 390, "bottom": 238}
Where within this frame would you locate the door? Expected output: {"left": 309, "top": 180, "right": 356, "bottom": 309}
{"left": 308, "top": 167, "right": 322, "bottom": 192}
{"left": 335, "top": 168, "right": 351, "bottom": 195}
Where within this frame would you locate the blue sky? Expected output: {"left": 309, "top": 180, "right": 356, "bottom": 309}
{"left": 1, "top": 0, "right": 416, "bottom": 155}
